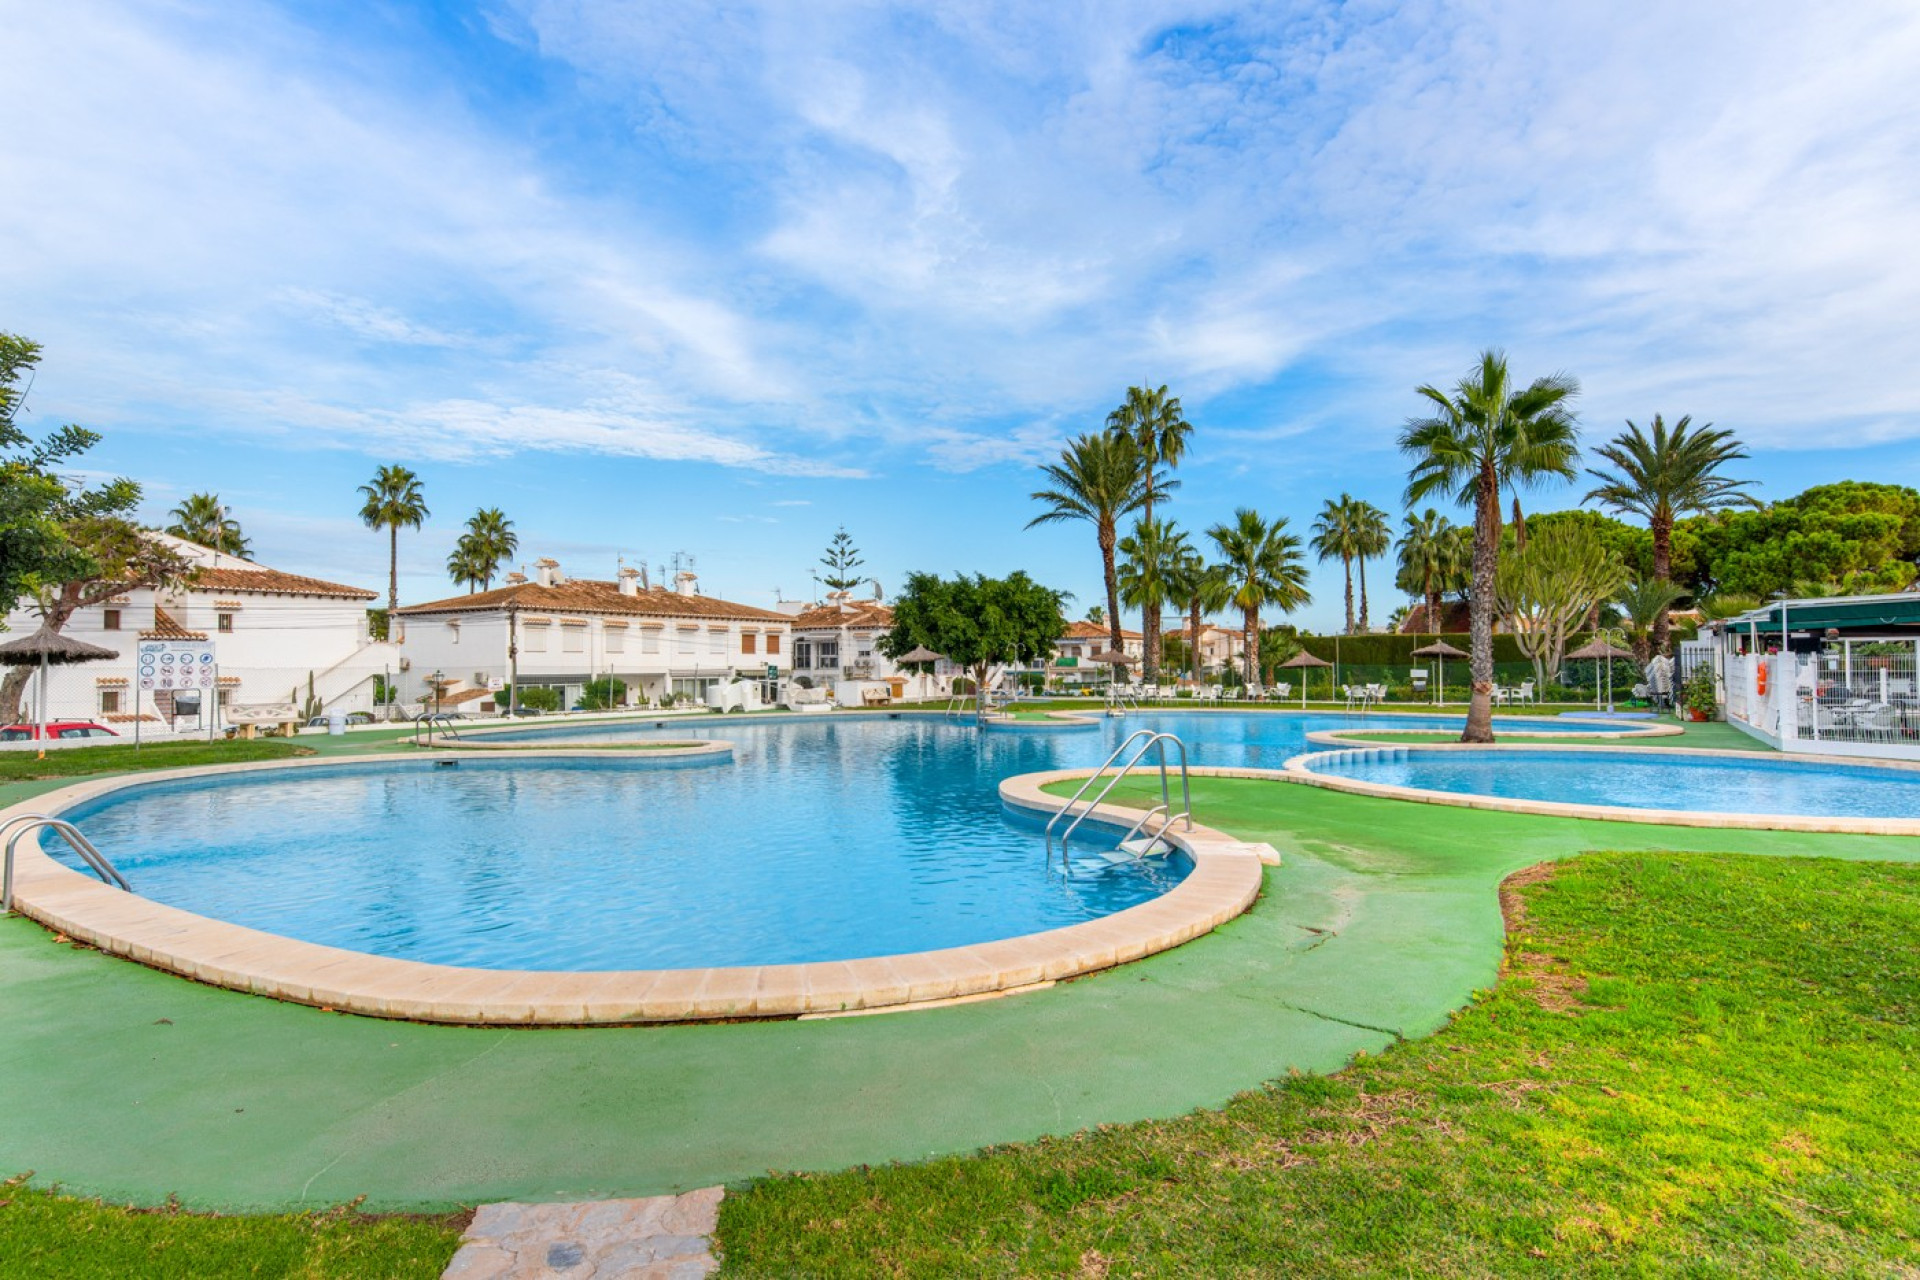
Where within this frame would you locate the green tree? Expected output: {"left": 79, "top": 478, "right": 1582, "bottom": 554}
{"left": 1106, "top": 384, "right": 1192, "bottom": 669}
{"left": 1027, "top": 433, "right": 1159, "bottom": 655}
{"left": 819, "top": 526, "right": 865, "bottom": 592}
{"left": 576, "top": 676, "right": 628, "bottom": 710}
{"left": 1584, "top": 415, "right": 1758, "bottom": 655}
{"left": 1116, "top": 518, "right": 1186, "bottom": 683}
{"left": 1206, "top": 508, "right": 1311, "bottom": 687}
{"left": 1494, "top": 521, "right": 1629, "bottom": 685}
{"left": 1681, "top": 481, "right": 1920, "bottom": 599}
{"left": 164, "top": 493, "right": 251, "bottom": 558}
{"left": 1395, "top": 509, "right": 1462, "bottom": 634}
{"left": 1352, "top": 500, "right": 1390, "bottom": 632}
{"left": 463, "top": 507, "right": 518, "bottom": 589}
{"left": 879, "top": 571, "right": 1069, "bottom": 695}
{"left": 1167, "top": 546, "right": 1230, "bottom": 685}
{"left": 1611, "top": 577, "right": 1690, "bottom": 665}
{"left": 357, "top": 465, "right": 429, "bottom": 615}
{"left": 1400, "top": 349, "right": 1581, "bottom": 743}
{"left": 446, "top": 535, "right": 490, "bottom": 593}
{"left": 1309, "top": 496, "right": 1363, "bottom": 635}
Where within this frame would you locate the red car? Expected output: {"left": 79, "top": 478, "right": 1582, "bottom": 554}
{"left": 1, "top": 721, "right": 121, "bottom": 742}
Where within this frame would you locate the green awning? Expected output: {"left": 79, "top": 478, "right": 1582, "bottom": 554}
{"left": 1738, "top": 595, "right": 1920, "bottom": 633}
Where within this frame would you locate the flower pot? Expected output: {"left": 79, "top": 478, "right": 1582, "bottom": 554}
{"left": 1687, "top": 708, "right": 1708, "bottom": 722}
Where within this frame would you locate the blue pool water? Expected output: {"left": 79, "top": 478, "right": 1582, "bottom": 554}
{"left": 1311, "top": 747, "right": 1920, "bottom": 820}
{"left": 48, "top": 711, "right": 1609, "bottom": 971}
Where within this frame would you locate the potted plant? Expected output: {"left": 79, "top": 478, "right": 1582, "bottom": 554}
{"left": 1683, "top": 669, "right": 1717, "bottom": 722}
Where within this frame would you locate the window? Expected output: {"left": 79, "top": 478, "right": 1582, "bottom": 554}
{"left": 526, "top": 623, "right": 549, "bottom": 653}
{"left": 793, "top": 638, "right": 812, "bottom": 668}
{"left": 676, "top": 628, "right": 696, "bottom": 655}
{"left": 765, "top": 633, "right": 780, "bottom": 655}
{"left": 217, "top": 613, "right": 234, "bottom": 633}
{"left": 99, "top": 690, "right": 122, "bottom": 715}
{"left": 562, "top": 624, "right": 586, "bottom": 654}
{"left": 642, "top": 628, "right": 661, "bottom": 655}
{"left": 446, "top": 622, "right": 460, "bottom": 646}
{"left": 708, "top": 629, "right": 726, "bottom": 654}
{"left": 741, "top": 632, "right": 757, "bottom": 655}
{"left": 817, "top": 640, "right": 839, "bottom": 669}
{"left": 102, "top": 609, "right": 121, "bottom": 631}
{"left": 606, "top": 626, "right": 625, "bottom": 654}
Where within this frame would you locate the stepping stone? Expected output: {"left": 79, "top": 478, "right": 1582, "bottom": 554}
{"left": 443, "top": 1187, "right": 722, "bottom": 1279}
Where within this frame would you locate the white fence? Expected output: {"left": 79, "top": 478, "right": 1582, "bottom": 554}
{"left": 1725, "top": 643, "right": 1920, "bottom": 756}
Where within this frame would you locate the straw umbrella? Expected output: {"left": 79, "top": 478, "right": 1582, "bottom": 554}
{"left": 1279, "top": 650, "right": 1333, "bottom": 708}
{"left": 896, "top": 645, "right": 944, "bottom": 702}
{"left": 1089, "top": 648, "right": 1136, "bottom": 708}
{"left": 0, "top": 628, "right": 121, "bottom": 759}
{"left": 1566, "top": 637, "right": 1636, "bottom": 711}
{"left": 1410, "top": 639, "right": 1468, "bottom": 707}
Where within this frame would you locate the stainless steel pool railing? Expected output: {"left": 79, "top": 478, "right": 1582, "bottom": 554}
{"left": 1045, "top": 730, "right": 1192, "bottom": 874}
{"left": 2, "top": 813, "right": 132, "bottom": 912}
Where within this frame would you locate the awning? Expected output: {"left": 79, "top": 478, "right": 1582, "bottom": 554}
{"left": 1731, "top": 594, "right": 1920, "bottom": 633}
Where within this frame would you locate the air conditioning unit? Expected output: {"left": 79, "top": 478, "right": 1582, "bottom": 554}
{"left": 474, "top": 672, "right": 490, "bottom": 688}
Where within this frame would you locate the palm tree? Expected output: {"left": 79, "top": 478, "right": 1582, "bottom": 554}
{"left": 1206, "top": 508, "right": 1311, "bottom": 687}
{"left": 1309, "top": 496, "right": 1362, "bottom": 634}
{"left": 1106, "top": 385, "right": 1193, "bottom": 672}
{"left": 1400, "top": 349, "right": 1581, "bottom": 743}
{"left": 1352, "top": 499, "right": 1391, "bottom": 631}
{"left": 462, "top": 507, "right": 519, "bottom": 589}
{"left": 446, "top": 535, "right": 490, "bottom": 594}
{"left": 1028, "top": 433, "right": 1159, "bottom": 655}
{"left": 1168, "top": 548, "right": 1231, "bottom": 686}
{"left": 165, "top": 493, "right": 250, "bottom": 558}
{"left": 1583, "top": 415, "right": 1758, "bottom": 656}
{"left": 1117, "top": 518, "right": 1186, "bottom": 682}
{"left": 357, "top": 464, "right": 430, "bottom": 615}
{"left": 1396, "top": 508, "right": 1460, "bottom": 633}
{"left": 1612, "top": 577, "right": 1688, "bottom": 664}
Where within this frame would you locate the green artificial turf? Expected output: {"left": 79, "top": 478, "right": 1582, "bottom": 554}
{"left": 1330, "top": 720, "right": 1775, "bottom": 752}
{"left": 716, "top": 851, "right": 1920, "bottom": 1276}
{"left": 0, "top": 1178, "right": 462, "bottom": 1279}
{"left": 0, "top": 739, "right": 312, "bottom": 782}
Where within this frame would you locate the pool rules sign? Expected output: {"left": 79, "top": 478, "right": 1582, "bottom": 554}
{"left": 138, "top": 639, "right": 216, "bottom": 692}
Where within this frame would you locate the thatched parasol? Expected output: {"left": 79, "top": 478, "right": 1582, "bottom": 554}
{"left": 1279, "top": 650, "right": 1333, "bottom": 708}
{"left": 1410, "top": 640, "right": 1469, "bottom": 706}
{"left": 0, "top": 628, "right": 121, "bottom": 758}
{"left": 895, "top": 645, "right": 944, "bottom": 700}
{"left": 1566, "top": 637, "right": 1636, "bottom": 710}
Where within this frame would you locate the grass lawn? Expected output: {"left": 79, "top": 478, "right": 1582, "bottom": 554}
{"left": 0, "top": 739, "right": 312, "bottom": 782}
{"left": 716, "top": 851, "right": 1919, "bottom": 1276}
{"left": 1332, "top": 720, "right": 1775, "bottom": 752}
{"left": 0, "top": 1182, "right": 463, "bottom": 1279}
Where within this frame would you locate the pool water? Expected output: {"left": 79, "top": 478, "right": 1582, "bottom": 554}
{"left": 1311, "top": 747, "right": 1920, "bottom": 820}
{"left": 49, "top": 711, "right": 1604, "bottom": 971}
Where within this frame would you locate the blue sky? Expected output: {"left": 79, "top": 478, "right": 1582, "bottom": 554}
{"left": 5, "top": 0, "right": 1919, "bottom": 631}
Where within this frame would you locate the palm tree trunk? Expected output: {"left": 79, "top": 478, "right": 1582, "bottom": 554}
{"left": 1425, "top": 570, "right": 1441, "bottom": 639}
{"left": 1463, "top": 466, "right": 1499, "bottom": 743}
{"left": 1650, "top": 512, "right": 1673, "bottom": 656}
{"left": 1242, "top": 606, "right": 1258, "bottom": 687}
{"left": 1357, "top": 554, "right": 1370, "bottom": 632}
{"left": 1189, "top": 599, "right": 1203, "bottom": 688}
{"left": 1100, "top": 524, "right": 1123, "bottom": 657}
{"left": 1343, "top": 557, "right": 1354, "bottom": 634}
{"left": 388, "top": 523, "right": 400, "bottom": 615}
{"left": 1140, "top": 490, "right": 1158, "bottom": 682}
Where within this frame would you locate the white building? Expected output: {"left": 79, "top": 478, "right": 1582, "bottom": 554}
{"left": 3, "top": 535, "right": 392, "bottom": 733}
{"left": 395, "top": 559, "right": 792, "bottom": 710}
{"left": 1052, "top": 620, "right": 1144, "bottom": 686}
{"left": 782, "top": 594, "right": 958, "bottom": 701}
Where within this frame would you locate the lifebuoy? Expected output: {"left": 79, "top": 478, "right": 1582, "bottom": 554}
{"left": 1757, "top": 662, "right": 1769, "bottom": 696}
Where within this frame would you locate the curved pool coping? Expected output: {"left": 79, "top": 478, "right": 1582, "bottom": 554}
{"left": 1, "top": 752, "right": 1264, "bottom": 1025}
{"left": 1285, "top": 740, "right": 1920, "bottom": 836}
{"left": 1301, "top": 718, "right": 1682, "bottom": 748}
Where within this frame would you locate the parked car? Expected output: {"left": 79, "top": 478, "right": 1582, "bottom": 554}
{"left": 1, "top": 721, "right": 121, "bottom": 741}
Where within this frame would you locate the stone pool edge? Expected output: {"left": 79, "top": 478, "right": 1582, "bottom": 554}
{"left": 2, "top": 753, "right": 1264, "bottom": 1026}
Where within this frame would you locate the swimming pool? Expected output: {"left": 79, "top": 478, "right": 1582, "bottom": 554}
{"left": 1301, "top": 745, "right": 1920, "bottom": 823}
{"left": 40, "top": 710, "right": 1600, "bottom": 975}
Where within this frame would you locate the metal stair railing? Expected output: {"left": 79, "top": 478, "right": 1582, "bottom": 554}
{"left": 2, "top": 813, "right": 132, "bottom": 911}
{"left": 1044, "top": 730, "right": 1192, "bottom": 875}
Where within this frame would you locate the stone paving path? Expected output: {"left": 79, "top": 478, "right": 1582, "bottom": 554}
{"left": 443, "top": 1188, "right": 722, "bottom": 1279}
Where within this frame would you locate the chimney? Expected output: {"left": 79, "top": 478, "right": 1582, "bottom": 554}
{"left": 617, "top": 566, "right": 641, "bottom": 597}
{"left": 505, "top": 571, "right": 528, "bottom": 586}
{"left": 674, "top": 571, "right": 699, "bottom": 597}
{"left": 533, "top": 557, "right": 562, "bottom": 588}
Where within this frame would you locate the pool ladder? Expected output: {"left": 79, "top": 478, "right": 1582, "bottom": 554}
{"left": 1045, "top": 730, "right": 1192, "bottom": 876}
{"left": 2, "top": 813, "right": 132, "bottom": 912}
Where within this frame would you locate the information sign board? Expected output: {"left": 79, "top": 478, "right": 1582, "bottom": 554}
{"left": 138, "top": 639, "right": 217, "bottom": 692}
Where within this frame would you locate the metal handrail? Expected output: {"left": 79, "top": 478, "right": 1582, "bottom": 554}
{"left": 2, "top": 813, "right": 132, "bottom": 911}
{"left": 1044, "top": 731, "right": 1193, "bottom": 873}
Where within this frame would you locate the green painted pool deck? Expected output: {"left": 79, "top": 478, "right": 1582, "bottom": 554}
{"left": 5, "top": 764, "right": 1916, "bottom": 1215}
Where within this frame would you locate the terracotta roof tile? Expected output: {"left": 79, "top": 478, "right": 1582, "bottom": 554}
{"left": 139, "top": 608, "right": 208, "bottom": 641}
{"left": 1063, "top": 620, "right": 1141, "bottom": 640}
{"left": 191, "top": 567, "right": 377, "bottom": 600}
{"left": 790, "top": 602, "right": 894, "bottom": 631}
{"left": 396, "top": 579, "right": 792, "bottom": 624}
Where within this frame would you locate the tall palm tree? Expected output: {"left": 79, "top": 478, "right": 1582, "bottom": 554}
{"left": 463, "top": 507, "right": 519, "bottom": 589}
{"left": 357, "top": 464, "right": 430, "bottom": 615}
{"left": 1106, "top": 384, "right": 1193, "bottom": 673}
{"left": 1352, "top": 499, "right": 1391, "bottom": 632}
{"left": 1028, "top": 433, "right": 1159, "bottom": 655}
{"left": 1206, "top": 508, "right": 1311, "bottom": 687}
{"left": 1309, "top": 496, "right": 1362, "bottom": 634}
{"left": 1612, "top": 577, "right": 1688, "bottom": 664}
{"left": 1117, "top": 518, "right": 1185, "bottom": 681}
{"left": 1168, "top": 547, "right": 1231, "bottom": 686}
{"left": 1400, "top": 349, "right": 1581, "bottom": 743}
{"left": 165, "top": 493, "right": 251, "bottom": 558}
{"left": 1583, "top": 415, "right": 1757, "bottom": 656}
{"left": 1396, "top": 508, "right": 1460, "bottom": 633}
{"left": 446, "top": 535, "right": 490, "bottom": 594}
